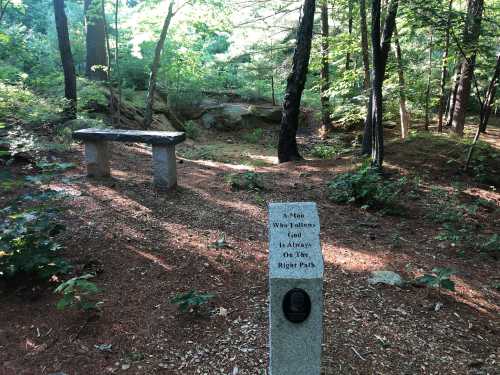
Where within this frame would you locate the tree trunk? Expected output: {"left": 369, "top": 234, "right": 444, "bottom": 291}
{"left": 393, "top": 25, "right": 409, "bottom": 139}
{"left": 359, "top": 0, "right": 370, "bottom": 90}
{"left": 437, "top": 0, "right": 453, "bottom": 132}
{"left": 278, "top": 0, "right": 316, "bottom": 163}
{"left": 446, "top": 62, "right": 461, "bottom": 127}
{"left": 370, "top": 0, "right": 398, "bottom": 168}
{"left": 346, "top": 0, "right": 353, "bottom": 70}
{"left": 144, "top": 1, "right": 175, "bottom": 129}
{"left": 424, "top": 30, "right": 433, "bottom": 131}
{"left": 101, "top": 0, "right": 117, "bottom": 121}
{"left": 85, "top": 0, "right": 108, "bottom": 81}
{"left": 451, "top": 0, "right": 484, "bottom": 136}
{"left": 360, "top": 0, "right": 372, "bottom": 154}
{"left": 479, "top": 54, "right": 500, "bottom": 132}
{"left": 114, "top": 0, "right": 122, "bottom": 124}
{"left": 54, "top": 0, "right": 77, "bottom": 120}
{"left": 320, "top": 0, "right": 332, "bottom": 134}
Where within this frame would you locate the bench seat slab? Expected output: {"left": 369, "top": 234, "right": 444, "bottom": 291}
{"left": 153, "top": 145, "right": 177, "bottom": 190}
{"left": 74, "top": 128, "right": 186, "bottom": 146}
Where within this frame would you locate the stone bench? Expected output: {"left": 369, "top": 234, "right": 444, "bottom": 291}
{"left": 73, "top": 129, "right": 186, "bottom": 189}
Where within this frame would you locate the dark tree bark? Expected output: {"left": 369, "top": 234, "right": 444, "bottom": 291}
{"left": 437, "top": 0, "right": 453, "bottom": 132}
{"left": 360, "top": 0, "right": 373, "bottom": 154}
{"left": 144, "top": 1, "right": 175, "bottom": 129}
{"left": 114, "top": 0, "right": 122, "bottom": 123}
{"left": 54, "top": 0, "right": 77, "bottom": 120}
{"left": 479, "top": 54, "right": 500, "bottom": 132}
{"left": 451, "top": 0, "right": 484, "bottom": 136}
{"left": 278, "top": 0, "right": 316, "bottom": 163}
{"left": 394, "top": 25, "right": 409, "bottom": 139}
{"left": 424, "top": 30, "right": 433, "bottom": 131}
{"left": 85, "top": 0, "right": 108, "bottom": 81}
{"left": 346, "top": 0, "right": 353, "bottom": 70}
{"left": 369, "top": 0, "right": 398, "bottom": 168}
{"left": 320, "top": 0, "right": 332, "bottom": 134}
{"left": 359, "top": 0, "right": 370, "bottom": 90}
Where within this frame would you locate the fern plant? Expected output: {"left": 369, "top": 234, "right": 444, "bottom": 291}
{"left": 171, "top": 290, "right": 214, "bottom": 312}
{"left": 54, "top": 274, "right": 102, "bottom": 312}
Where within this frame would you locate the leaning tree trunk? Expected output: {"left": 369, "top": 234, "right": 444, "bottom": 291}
{"left": 393, "top": 25, "right": 410, "bottom": 139}
{"left": 144, "top": 1, "right": 175, "bottom": 129}
{"left": 370, "top": 0, "right": 398, "bottom": 168}
{"left": 85, "top": 0, "right": 108, "bottom": 81}
{"left": 320, "top": 0, "right": 332, "bottom": 134}
{"left": 0, "top": 0, "right": 10, "bottom": 24}
{"left": 479, "top": 54, "right": 500, "bottom": 132}
{"left": 424, "top": 30, "right": 433, "bottom": 131}
{"left": 54, "top": 0, "right": 77, "bottom": 120}
{"left": 451, "top": 0, "right": 484, "bottom": 136}
{"left": 438, "top": 0, "right": 453, "bottom": 132}
{"left": 465, "top": 55, "right": 500, "bottom": 169}
{"left": 278, "top": 0, "right": 316, "bottom": 163}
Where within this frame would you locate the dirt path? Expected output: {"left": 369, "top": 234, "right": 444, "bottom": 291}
{"left": 1, "top": 127, "right": 499, "bottom": 375}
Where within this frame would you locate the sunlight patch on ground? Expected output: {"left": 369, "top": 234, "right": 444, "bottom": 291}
{"left": 452, "top": 275, "right": 500, "bottom": 316}
{"left": 132, "top": 249, "right": 173, "bottom": 271}
{"left": 325, "top": 244, "right": 388, "bottom": 272}
{"left": 243, "top": 152, "right": 278, "bottom": 166}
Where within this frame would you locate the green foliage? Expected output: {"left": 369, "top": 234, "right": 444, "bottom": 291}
{"left": 183, "top": 120, "right": 200, "bottom": 140}
{"left": 179, "top": 145, "right": 219, "bottom": 161}
{"left": 0, "top": 63, "right": 25, "bottom": 84}
{"left": 77, "top": 80, "right": 108, "bottom": 112}
{"left": 242, "top": 128, "right": 264, "bottom": 144}
{"left": 328, "top": 163, "right": 406, "bottom": 213}
{"left": 311, "top": 144, "right": 341, "bottom": 159}
{"left": 0, "top": 171, "right": 24, "bottom": 193}
{"left": 477, "top": 234, "right": 500, "bottom": 258}
{"left": 54, "top": 274, "right": 102, "bottom": 312}
{"left": 0, "top": 207, "right": 69, "bottom": 280}
{"left": 415, "top": 268, "right": 457, "bottom": 292}
{"left": 0, "top": 82, "right": 63, "bottom": 125}
{"left": 171, "top": 290, "right": 214, "bottom": 312}
{"left": 225, "top": 172, "right": 264, "bottom": 191}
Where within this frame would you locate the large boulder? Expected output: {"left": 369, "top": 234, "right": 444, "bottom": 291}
{"left": 248, "top": 105, "right": 282, "bottom": 123}
{"left": 200, "top": 104, "right": 258, "bottom": 131}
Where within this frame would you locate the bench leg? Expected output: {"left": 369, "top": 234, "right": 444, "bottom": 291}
{"left": 152, "top": 145, "right": 177, "bottom": 189}
{"left": 84, "top": 141, "right": 110, "bottom": 177}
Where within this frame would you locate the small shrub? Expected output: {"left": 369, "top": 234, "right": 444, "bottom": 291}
{"left": 77, "top": 81, "right": 108, "bottom": 112}
{"left": 179, "top": 145, "right": 218, "bottom": 161}
{"left": 184, "top": 120, "right": 200, "bottom": 140}
{"left": 0, "top": 208, "right": 70, "bottom": 280}
{"left": 328, "top": 163, "right": 405, "bottom": 213}
{"left": 415, "top": 268, "right": 457, "bottom": 292}
{"left": 311, "top": 144, "right": 340, "bottom": 159}
{"left": 55, "top": 274, "right": 102, "bottom": 312}
{"left": 225, "top": 172, "right": 264, "bottom": 191}
{"left": 171, "top": 290, "right": 214, "bottom": 312}
{"left": 478, "top": 234, "right": 499, "bottom": 258}
{"left": 242, "top": 128, "right": 264, "bottom": 144}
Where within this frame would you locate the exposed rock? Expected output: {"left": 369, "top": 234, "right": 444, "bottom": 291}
{"left": 368, "top": 271, "right": 404, "bottom": 287}
{"left": 248, "top": 105, "right": 282, "bottom": 123}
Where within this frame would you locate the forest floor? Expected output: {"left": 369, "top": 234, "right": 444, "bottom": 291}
{"left": 1, "top": 119, "right": 499, "bottom": 375}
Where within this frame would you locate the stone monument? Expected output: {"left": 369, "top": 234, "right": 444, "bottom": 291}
{"left": 268, "top": 202, "right": 324, "bottom": 375}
